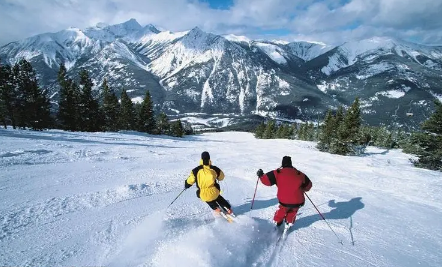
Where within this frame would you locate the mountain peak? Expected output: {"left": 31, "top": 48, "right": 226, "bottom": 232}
{"left": 189, "top": 26, "right": 204, "bottom": 33}
{"left": 183, "top": 27, "right": 210, "bottom": 40}
{"left": 91, "top": 19, "right": 143, "bottom": 39}
{"left": 223, "top": 34, "right": 251, "bottom": 43}
{"left": 118, "top": 18, "right": 142, "bottom": 30}
{"left": 144, "top": 24, "right": 160, "bottom": 34}
{"left": 96, "top": 22, "right": 109, "bottom": 29}
{"left": 285, "top": 41, "right": 333, "bottom": 61}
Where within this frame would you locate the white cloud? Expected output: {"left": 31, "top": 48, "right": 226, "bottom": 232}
{"left": 0, "top": 0, "right": 442, "bottom": 46}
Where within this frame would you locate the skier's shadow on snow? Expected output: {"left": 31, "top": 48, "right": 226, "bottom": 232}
{"left": 295, "top": 197, "right": 365, "bottom": 230}
{"left": 233, "top": 198, "right": 279, "bottom": 215}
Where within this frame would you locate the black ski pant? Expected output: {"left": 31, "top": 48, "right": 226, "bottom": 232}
{"left": 206, "top": 195, "right": 231, "bottom": 211}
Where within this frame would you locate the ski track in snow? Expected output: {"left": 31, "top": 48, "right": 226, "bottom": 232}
{"left": 1, "top": 128, "right": 442, "bottom": 267}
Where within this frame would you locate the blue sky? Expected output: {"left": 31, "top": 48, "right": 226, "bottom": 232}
{"left": 205, "top": 0, "right": 233, "bottom": 9}
{"left": 1, "top": 0, "right": 442, "bottom": 46}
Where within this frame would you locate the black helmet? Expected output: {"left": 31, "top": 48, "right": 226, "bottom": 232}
{"left": 281, "top": 156, "right": 292, "bottom": 167}
{"left": 201, "top": 151, "right": 210, "bottom": 165}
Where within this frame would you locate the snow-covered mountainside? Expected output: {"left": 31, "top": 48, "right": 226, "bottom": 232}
{"left": 1, "top": 128, "right": 441, "bottom": 267}
{"left": 285, "top": 41, "right": 333, "bottom": 61}
{"left": 1, "top": 20, "right": 442, "bottom": 128}
{"left": 317, "top": 37, "right": 442, "bottom": 75}
{"left": 304, "top": 37, "right": 442, "bottom": 127}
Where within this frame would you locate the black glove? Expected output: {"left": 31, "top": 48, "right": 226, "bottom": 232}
{"left": 184, "top": 181, "right": 192, "bottom": 189}
{"left": 257, "top": 169, "right": 264, "bottom": 178}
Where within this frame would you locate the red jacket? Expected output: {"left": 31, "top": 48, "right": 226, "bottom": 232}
{"left": 260, "top": 167, "right": 312, "bottom": 207}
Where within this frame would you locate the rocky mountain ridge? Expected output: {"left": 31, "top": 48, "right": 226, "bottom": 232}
{"left": 1, "top": 19, "right": 441, "bottom": 129}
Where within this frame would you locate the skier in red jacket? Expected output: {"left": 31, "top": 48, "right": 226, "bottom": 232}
{"left": 257, "top": 156, "right": 312, "bottom": 227}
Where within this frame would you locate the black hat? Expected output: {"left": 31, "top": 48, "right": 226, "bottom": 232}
{"left": 281, "top": 156, "right": 292, "bottom": 167}
{"left": 201, "top": 151, "right": 210, "bottom": 165}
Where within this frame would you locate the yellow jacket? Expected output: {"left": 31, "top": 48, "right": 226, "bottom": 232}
{"left": 186, "top": 159, "right": 225, "bottom": 202}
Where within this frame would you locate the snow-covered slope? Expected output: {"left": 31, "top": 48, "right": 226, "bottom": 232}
{"left": 0, "top": 19, "right": 148, "bottom": 69}
{"left": 145, "top": 27, "right": 226, "bottom": 78}
{"left": 320, "top": 37, "right": 442, "bottom": 75}
{"left": 300, "top": 37, "right": 442, "bottom": 129}
{"left": 0, "top": 128, "right": 441, "bottom": 267}
{"left": 0, "top": 28, "right": 100, "bottom": 69}
{"left": 223, "top": 34, "right": 251, "bottom": 44}
{"left": 286, "top": 41, "right": 333, "bottom": 61}
{"left": 134, "top": 28, "right": 318, "bottom": 115}
{"left": 253, "top": 41, "right": 289, "bottom": 64}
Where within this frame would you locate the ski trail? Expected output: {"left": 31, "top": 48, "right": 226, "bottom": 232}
{"left": 149, "top": 215, "right": 264, "bottom": 267}
{"left": 268, "top": 236, "right": 285, "bottom": 267}
{"left": 252, "top": 232, "right": 280, "bottom": 267}
{"left": 270, "top": 229, "right": 300, "bottom": 267}
{"left": 107, "top": 210, "right": 165, "bottom": 267}
{"left": 349, "top": 216, "right": 355, "bottom": 245}
{"left": 253, "top": 227, "right": 299, "bottom": 267}
{"left": 106, "top": 208, "right": 215, "bottom": 267}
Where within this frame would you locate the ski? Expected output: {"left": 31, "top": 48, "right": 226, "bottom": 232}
{"left": 216, "top": 205, "right": 235, "bottom": 223}
{"left": 275, "top": 223, "right": 292, "bottom": 244}
{"left": 219, "top": 211, "right": 234, "bottom": 223}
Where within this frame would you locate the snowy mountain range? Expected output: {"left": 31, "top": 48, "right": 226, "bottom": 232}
{"left": 1, "top": 19, "right": 442, "bottom": 128}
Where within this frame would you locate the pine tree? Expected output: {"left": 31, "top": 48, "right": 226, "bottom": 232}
{"left": 421, "top": 100, "right": 442, "bottom": 135}
{"left": 57, "top": 64, "right": 81, "bottom": 131}
{"left": 275, "top": 124, "right": 282, "bottom": 139}
{"left": 329, "top": 106, "right": 344, "bottom": 154}
{"left": 290, "top": 123, "right": 298, "bottom": 139}
{"left": 170, "top": 119, "right": 184, "bottom": 137}
{"left": 331, "top": 100, "right": 363, "bottom": 155}
{"left": 0, "top": 61, "right": 13, "bottom": 128}
{"left": 31, "top": 87, "right": 52, "bottom": 130}
{"left": 375, "top": 126, "right": 392, "bottom": 148}
{"left": 281, "top": 123, "right": 293, "bottom": 139}
{"left": 119, "top": 89, "right": 136, "bottom": 131}
{"left": 182, "top": 120, "right": 194, "bottom": 135}
{"left": 330, "top": 106, "right": 350, "bottom": 155}
{"left": 78, "top": 70, "right": 101, "bottom": 131}
{"left": 334, "top": 106, "right": 344, "bottom": 127}
{"left": 11, "top": 61, "right": 26, "bottom": 128}
{"left": 137, "top": 90, "right": 156, "bottom": 133}
{"left": 57, "top": 64, "right": 76, "bottom": 131}
{"left": 359, "top": 126, "right": 374, "bottom": 147}
{"left": 280, "top": 124, "right": 293, "bottom": 139}
{"left": 254, "top": 121, "right": 266, "bottom": 139}
{"left": 0, "top": 70, "right": 5, "bottom": 128}
{"left": 411, "top": 100, "right": 442, "bottom": 171}
{"left": 263, "top": 120, "right": 276, "bottom": 139}
{"left": 342, "top": 98, "right": 362, "bottom": 142}
{"left": 298, "top": 123, "right": 307, "bottom": 140}
{"left": 12, "top": 59, "right": 51, "bottom": 130}
{"left": 134, "top": 102, "right": 142, "bottom": 129}
{"left": 156, "top": 112, "right": 170, "bottom": 135}
{"left": 317, "top": 109, "right": 335, "bottom": 151}
{"left": 340, "top": 98, "right": 363, "bottom": 154}
{"left": 101, "top": 79, "right": 120, "bottom": 131}
{"left": 306, "top": 122, "right": 316, "bottom": 141}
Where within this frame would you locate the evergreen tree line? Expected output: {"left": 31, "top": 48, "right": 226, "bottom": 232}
{"left": 0, "top": 59, "right": 189, "bottom": 137}
{"left": 402, "top": 100, "right": 442, "bottom": 171}
{"left": 254, "top": 97, "right": 442, "bottom": 171}
{"left": 0, "top": 59, "right": 51, "bottom": 130}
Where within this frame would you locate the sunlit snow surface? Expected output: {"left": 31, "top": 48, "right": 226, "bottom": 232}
{"left": 254, "top": 42, "right": 288, "bottom": 64}
{"left": 1, "top": 128, "right": 441, "bottom": 267}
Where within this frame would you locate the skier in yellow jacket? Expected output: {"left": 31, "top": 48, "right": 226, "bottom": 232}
{"left": 185, "top": 151, "right": 234, "bottom": 215}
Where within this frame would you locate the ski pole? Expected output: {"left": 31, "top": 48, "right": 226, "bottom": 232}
{"left": 167, "top": 188, "right": 186, "bottom": 208}
{"left": 305, "top": 192, "right": 343, "bottom": 245}
{"left": 250, "top": 177, "right": 260, "bottom": 209}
